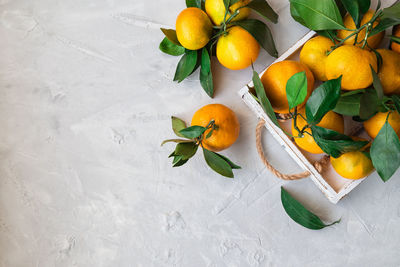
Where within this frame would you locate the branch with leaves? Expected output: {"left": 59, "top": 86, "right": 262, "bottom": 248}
{"left": 162, "top": 116, "right": 241, "bottom": 178}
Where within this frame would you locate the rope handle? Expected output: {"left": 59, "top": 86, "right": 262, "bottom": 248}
{"left": 255, "top": 119, "right": 329, "bottom": 180}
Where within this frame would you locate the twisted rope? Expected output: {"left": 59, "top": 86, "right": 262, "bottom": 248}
{"left": 255, "top": 119, "right": 329, "bottom": 180}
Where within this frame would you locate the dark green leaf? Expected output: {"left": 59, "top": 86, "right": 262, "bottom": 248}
{"left": 174, "top": 50, "right": 198, "bottom": 83}
{"left": 229, "top": 0, "right": 241, "bottom": 6}
{"left": 200, "top": 47, "right": 214, "bottom": 98}
{"left": 391, "top": 35, "right": 400, "bottom": 44}
{"left": 159, "top": 37, "right": 185, "bottom": 56}
{"left": 161, "top": 139, "right": 194, "bottom": 146}
{"left": 174, "top": 142, "right": 198, "bottom": 160}
{"left": 333, "top": 93, "right": 362, "bottom": 116}
{"left": 281, "top": 187, "right": 340, "bottom": 230}
{"left": 371, "top": 48, "right": 383, "bottom": 72}
{"left": 290, "top": 3, "right": 307, "bottom": 26}
{"left": 289, "top": 0, "right": 346, "bottom": 30}
{"left": 359, "top": 88, "right": 379, "bottom": 120}
{"left": 370, "top": 65, "right": 383, "bottom": 100}
{"left": 206, "top": 129, "right": 214, "bottom": 139}
{"left": 317, "top": 30, "right": 337, "bottom": 41}
{"left": 186, "top": 0, "right": 202, "bottom": 8}
{"left": 341, "top": 0, "right": 361, "bottom": 26}
{"left": 171, "top": 116, "right": 187, "bottom": 137}
{"left": 305, "top": 77, "right": 342, "bottom": 125}
{"left": 252, "top": 71, "right": 280, "bottom": 128}
{"left": 358, "top": 0, "right": 371, "bottom": 14}
{"left": 223, "top": 0, "right": 230, "bottom": 11}
{"left": 233, "top": 19, "right": 278, "bottom": 58}
{"left": 172, "top": 156, "right": 189, "bottom": 167}
{"left": 286, "top": 71, "right": 307, "bottom": 110}
{"left": 160, "top": 28, "right": 181, "bottom": 45}
{"left": 371, "top": 120, "right": 400, "bottom": 182}
{"left": 203, "top": 148, "right": 234, "bottom": 178}
{"left": 215, "top": 153, "right": 241, "bottom": 169}
{"left": 392, "top": 95, "right": 400, "bottom": 114}
{"left": 335, "top": 0, "right": 347, "bottom": 17}
{"left": 179, "top": 125, "right": 206, "bottom": 139}
{"left": 246, "top": 0, "right": 279, "bottom": 23}
{"left": 311, "top": 126, "right": 369, "bottom": 158}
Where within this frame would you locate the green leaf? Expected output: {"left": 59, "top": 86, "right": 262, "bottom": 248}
{"left": 335, "top": 0, "right": 347, "bottom": 17}
{"left": 229, "top": 0, "right": 241, "bottom": 6}
{"left": 340, "top": 0, "right": 370, "bottom": 27}
{"left": 186, "top": 0, "right": 202, "bottom": 8}
{"left": 305, "top": 77, "right": 342, "bottom": 125}
{"left": 290, "top": 3, "right": 307, "bottom": 26}
{"left": 159, "top": 37, "right": 185, "bottom": 56}
{"left": 246, "top": 0, "right": 279, "bottom": 23}
{"left": 232, "top": 19, "right": 278, "bottom": 58}
{"left": 174, "top": 142, "right": 199, "bottom": 160}
{"left": 179, "top": 125, "right": 206, "bottom": 139}
{"left": 333, "top": 93, "right": 362, "bottom": 116}
{"left": 316, "top": 30, "right": 337, "bottom": 41}
{"left": 216, "top": 153, "right": 241, "bottom": 169}
{"left": 391, "top": 35, "right": 400, "bottom": 44}
{"left": 392, "top": 95, "right": 400, "bottom": 114}
{"left": 371, "top": 120, "right": 400, "bottom": 182}
{"left": 252, "top": 71, "right": 280, "bottom": 128}
{"left": 160, "top": 28, "right": 181, "bottom": 45}
{"left": 281, "top": 187, "right": 340, "bottom": 230}
{"left": 172, "top": 156, "right": 189, "bottom": 167}
{"left": 311, "top": 126, "right": 369, "bottom": 158}
{"left": 286, "top": 71, "right": 307, "bottom": 110}
{"left": 370, "top": 66, "right": 383, "bottom": 100}
{"left": 171, "top": 116, "right": 187, "bottom": 137}
{"left": 223, "top": 0, "right": 230, "bottom": 11}
{"left": 359, "top": 88, "right": 379, "bottom": 120}
{"left": 200, "top": 47, "right": 213, "bottom": 98}
{"left": 161, "top": 139, "right": 194, "bottom": 146}
{"left": 203, "top": 148, "right": 234, "bottom": 178}
{"left": 174, "top": 50, "right": 198, "bottom": 83}
{"left": 289, "top": 0, "right": 346, "bottom": 30}
{"left": 369, "top": 3, "right": 400, "bottom": 36}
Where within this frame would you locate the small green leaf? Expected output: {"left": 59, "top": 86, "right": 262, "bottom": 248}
{"left": 229, "top": 0, "right": 241, "bottom": 6}
{"left": 174, "top": 142, "right": 199, "bottom": 160}
{"left": 289, "top": 0, "right": 346, "bottom": 30}
{"left": 232, "top": 19, "right": 278, "bottom": 58}
{"left": 371, "top": 120, "right": 400, "bottom": 182}
{"left": 252, "top": 71, "right": 280, "bottom": 128}
{"left": 174, "top": 50, "right": 198, "bottom": 83}
{"left": 223, "top": 0, "right": 231, "bottom": 11}
{"left": 203, "top": 147, "right": 234, "bottom": 178}
{"left": 369, "top": 3, "right": 400, "bottom": 36}
{"left": 200, "top": 47, "right": 214, "bottom": 98}
{"left": 216, "top": 153, "right": 241, "bottom": 169}
{"left": 311, "top": 126, "right": 369, "bottom": 158}
{"left": 206, "top": 129, "right": 214, "bottom": 139}
{"left": 305, "top": 77, "right": 342, "bottom": 125}
{"left": 359, "top": 88, "right": 379, "bottom": 120}
{"left": 286, "top": 71, "right": 307, "bottom": 110}
{"left": 333, "top": 93, "right": 362, "bottom": 116}
{"left": 370, "top": 66, "right": 383, "bottom": 100}
{"left": 171, "top": 116, "right": 187, "bottom": 137}
{"left": 172, "top": 156, "right": 189, "bottom": 167}
{"left": 340, "top": 0, "right": 370, "bottom": 27}
{"left": 161, "top": 139, "right": 194, "bottom": 146}
{"left": 159, "top": 37, "right": 185, "bottom": 56}
{"left": 179, "top": 125, "right": 206, "bottom": 139}
{"left": 246, "top": 0, "right": 279, "bottom": 23}
{"left": 392, "top": 95, "right": 400, "bottom": 114}
{"left": 391, "top": 35, "right": 400, "bottom": 44}
{"left": 160, "top": 28, "right": 181, "bottom": 45}
{"left": 281, "top": 187, "right": 340, "bottom": 230}
{"left": 186, "top": 0, "right": 202, "bottom": 8}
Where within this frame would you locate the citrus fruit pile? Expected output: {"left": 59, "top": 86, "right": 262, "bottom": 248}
{"left": 250, "top": 0, "right": 400, "bottom": 182}
{"left": 159, "top": 0, "right": 279, "bottom": 98}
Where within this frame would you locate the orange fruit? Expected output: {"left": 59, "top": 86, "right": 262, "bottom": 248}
{"left": 391, "top": 25, "right": 400, "bottom": 53}
{"left": 330, "top": 148, "right": 374, "bottom": 180}
{"left": 260, "top": 60, "right": 315, "bottom": 114}
{"left": 337, "top": 10, "right": 384, "bottom": 49}
{"left": 176, "top": 7, "right": 213, "bottom": 50}
{"left": 205, "top": 0, "right": 251, "bottom": 26}
{"left": 300, "top": 36, "right": 335, "bottom": 81}
{"left": 376, "top": 49, "right": 400, "bottom": 94}
{"left": 216, "top": 26, "right": 260, "bottom": 70}
{"left": 363, "top": 111, "right": 400, "bottom": 139}
{"left": 191, "top": 104, "right": 240, "bottom": 152}
{"left": 293, "top": 109, "right": 344, "bottom": 154}
{"left": 325, "top": 45, "right": 377, "bottom": 90}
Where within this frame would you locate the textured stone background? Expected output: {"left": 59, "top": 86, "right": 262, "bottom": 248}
{"left": 0, "top": 0, "right": 399, "bottom": 266}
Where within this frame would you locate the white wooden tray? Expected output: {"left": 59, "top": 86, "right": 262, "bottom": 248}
{"left": 239, "top": 22, "right": 395, "bottom": 203}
